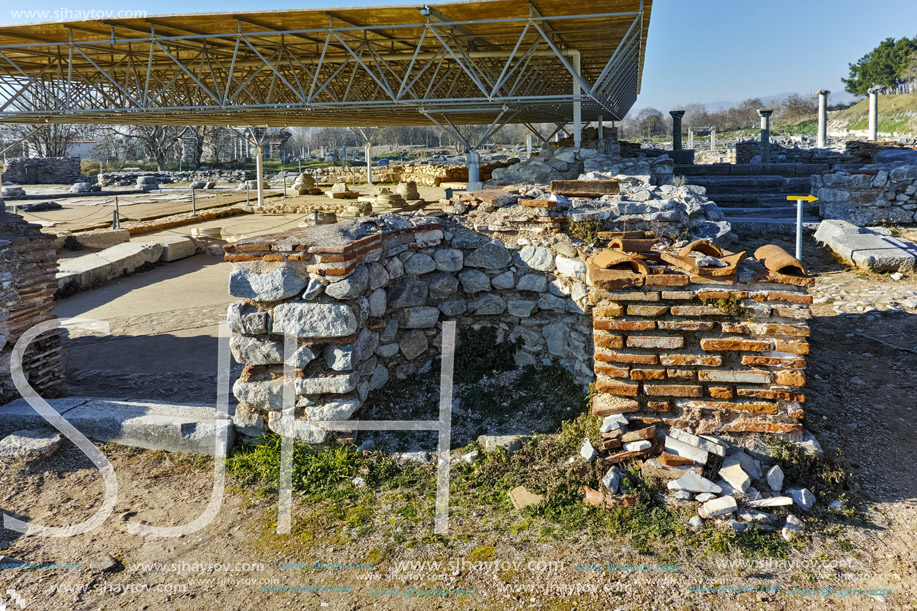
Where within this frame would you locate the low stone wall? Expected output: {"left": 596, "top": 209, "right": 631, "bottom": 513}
{"left": 589, "top": 257, "right": 811, "bottom": 437}
{"left": 1, "top": 157, "right": 80, "bottom": 185}
{"left": 811, "top": 162, "right": 917, "bottom": 225}
{"left": 224, "top": 217, "right": 593, "bottom": 444}
{"left": 735, "top": 141, "right": 845, "bottom": 165}
{"left": 307, "top": 160, "right": 517, "bottom": 187}
{"left": 0, "top": 213, "right": 64, "bottom": 404}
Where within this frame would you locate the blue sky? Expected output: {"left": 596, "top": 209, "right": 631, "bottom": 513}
{"left": 3, "top": 0, "right": 916, "bottom": 113}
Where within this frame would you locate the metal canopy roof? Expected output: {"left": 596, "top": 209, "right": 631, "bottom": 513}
{"left": 0, "top": 0, "right": 652, "bottom": 127}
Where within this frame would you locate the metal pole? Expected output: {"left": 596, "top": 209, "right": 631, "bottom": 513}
{"left": 246, "top": 183, "right": 250, "bottom": 207}
{"left": 795, "top": 200, "right": 803, "bottom": 261}
{"left": 282, "top": 171, "right": 286, "bottom": 198}
{"left": 255, "top": 145, "right": 265, "bottom": 208}
{"left": 113, "top": 196, "right": 120, "bottom": 229}
{"left": 571, "top": 50, "right": 582, "bottom": 150}
{"left": 191, "top": 187, "right": 197, "bottom": 216}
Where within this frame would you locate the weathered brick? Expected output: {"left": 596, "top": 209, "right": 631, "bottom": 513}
{"left": 647, "top": 401, "right": 671, "bottom": 412}
{"left": 659, "top": 451, "right": 695, "bottom": 466}
{"left": 741, "top": 355, "right": 806, "bottom": 368}
{"left": 681, "top": 400, "right": 779, "bottom": 415}
{"left": 738, "top": 388, "right": 805, "bottom": 402}
{"left": 621, "top": 425, "right": 656, "bottom": 442}
{"left": 592, "top": 394, "right": 640, "bottom": 416}
{"left": 644, "top": 384, "right": 702, "bottom": 397}
{"left": 657, "top": 321, "right": 715, "bottom": 331}
{"left": 627, "top": 304, "right": 669, "bottom": 317}
{"left": 660, "top": 354, "right": 722, "bottom": 367}
{"left": 720, "top": 322, "right": 810, "bottom": 337}
{"left": 595, "top": 351, "right": 659, "bottom": 365}
{"left": 596, "top": 378, "right": 640, "bottom": 396}
{"left": 627, "top": 335, "right": 684, "bottom": 349}
{"left": 629, "top": 368, "right": 666, "bottom": 381}
{"left": 595, "top": 303, "right": 624, "bottom": 317}
{"left": 645, "top": 274, "right": 691, "bottom": 286}
{"left": 666, "top": 369, "right": 696, "bottom": 380}
{"left": 593, "top": 320, "right": 657, "bottom": 331}
{"left": 593, "top": 334, "right": 624, "bottom": 350}
{"left": 772, "top": 306, "right": 812, "bottom": 320}
{"left": 700, "top": 338, "right": 771, "bottom": 352}
{"left": 723, "top": 422, "right": 803, "bottom": 434}
{"left": 767, "top": 291, "right": 813, "bottom": 304}
{"left": 605, "top": 291, "right": 660, "bottom": 302}
{"left": 670, "top": 305, "right": 731, "bottom": 316}
{"left": 708, "top": 386, "right": 734, "bottom": 399}
{"left": 698, "top": 370, "right": 772, "bottom": 384}
{"left": 774, "top": 371, "right": 806, "bottom": 387}
{"left": 602, "top": 438, "right": 623, "bottom": 451}
{"left": 595, "top": 364, "right": 629, "bottom": 378}
{"left": 698, "top": 290, "right": 747, "bottom": 300}
{"left": 773, "top": 340, "right": 809, "bottom": 355}
{"left": 661, "top": 291, "right": 696, "bottom": 300}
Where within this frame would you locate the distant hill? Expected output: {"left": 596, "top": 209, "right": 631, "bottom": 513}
{"left": 829, "top": 93, "right": 917, "bottom": 133}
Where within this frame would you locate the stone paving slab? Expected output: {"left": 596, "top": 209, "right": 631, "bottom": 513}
{"left": 815, "top": 220, "right": 917, "bottom": 272}
{"left": 0, "top": 397, "right": 233, "bottom": 455}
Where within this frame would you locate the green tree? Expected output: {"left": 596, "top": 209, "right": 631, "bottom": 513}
{"left": 843, "top": 36, "right": 917, "bottom": 95}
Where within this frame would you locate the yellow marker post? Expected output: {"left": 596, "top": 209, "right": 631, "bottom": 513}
{"left": 787, "top": 195, "right": 819, "bottom": 260}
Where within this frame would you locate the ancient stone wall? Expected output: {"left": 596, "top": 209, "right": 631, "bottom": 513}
{"left": 223, "top": 217, "right": 593, "bottom": 444}
{"left": 588, "top": 253, "right": 811, "bottom": 438}
{"left": 811, "top": 162, "right": 917, "bottom": 225}
{"left": 1, "top": 157, "right": 81, "bottom": 185}
{"left": 0, "top": 213, "right": 64, "bottom": 404}
{"left": 735, "top": 142, "right": 845, "bottom": 165}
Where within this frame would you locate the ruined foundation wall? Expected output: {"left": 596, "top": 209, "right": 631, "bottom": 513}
{"left": 589, "top": 265, "right": 811, "bottom": 437}
{"left": 0, "top": 213, "right": 64, "bottom": 404}
{"left": 811, "top": 162, "right": 917, "bottom": 225}
{"left": 223, "top": 217, "right": 593, "bottom": 443}
{"left": 1, "top": 157, "right": 81, "bottom": 185}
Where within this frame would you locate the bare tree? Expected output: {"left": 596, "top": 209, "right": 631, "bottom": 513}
{"left": 101, "top": 125, "right": 181, "bottom": 170}
{"left": 6, "top": 123, "right": 86, "bottom": 157}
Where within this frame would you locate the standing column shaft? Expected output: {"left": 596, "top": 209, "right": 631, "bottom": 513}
{"left": 466, "top": 151, "right": 482, "bottom": 191}
{"left": 255, "top": 145, "right": 264, "bottom": 208}
{"left": 710, "top": 128, "right": 716, "bottom": 151}
{"left": 816, "top": 89, "right": 830, "bottom": 148}
{"left": 758, "top": 109, "right": 773, "bottom": 162}
{"left": 669, "top": 110, "right": 685, "bottom": 150}
{"left": 571, "top": 51, "right": 582, "bottom": 149}
{"left": 526, "top": 133, "right": 533, "bottom": 159}
{"left": 365, "top": 142, "right": 372, "bottom": 185}
{"left": 687, "top": 128, "right": 694, "bottom": 150}
{"left": 868, "top": 89, "right": 879, "bottom": 141}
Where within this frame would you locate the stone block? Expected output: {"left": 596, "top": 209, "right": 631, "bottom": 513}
{"left": 74, "top": 228, "right": 130, "bottom": 250}
{"left": 229, "top": 267, "right": 309, "bottom": 301}
{"left": 272, "top": 303, "right": 357, "bottom": 338}
{"left": 157, "top": 236, "right": 198, "bottom": 262}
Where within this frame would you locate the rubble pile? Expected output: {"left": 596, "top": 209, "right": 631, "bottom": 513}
{"left": 578, "top": 416, "right": 821, "bottom": 539}
{"left": 466, "top": 147, "right": 732, "bottom": 245}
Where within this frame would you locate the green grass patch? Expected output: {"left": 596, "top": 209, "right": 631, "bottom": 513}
{"left": 569, "top": 219, "right": 605, "bottom": 247}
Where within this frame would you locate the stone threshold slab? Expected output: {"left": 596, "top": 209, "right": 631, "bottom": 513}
{"left": 0, "top": 397, "right": 233, "bottom": 456}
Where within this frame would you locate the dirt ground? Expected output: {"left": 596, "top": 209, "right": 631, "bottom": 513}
{"left": 1, "top": 234, "right": 916, "bottom": 610}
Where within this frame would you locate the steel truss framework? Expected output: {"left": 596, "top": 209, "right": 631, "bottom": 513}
{"left": 0, "top": 0, "right": 651, "bottom": 127}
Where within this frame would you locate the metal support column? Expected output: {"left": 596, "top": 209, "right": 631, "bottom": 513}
{"left": 571, "top": 51, "right": 582, "bottom": 150}
{"left": 255, "top": 145, "right": 265, "bottom": 208}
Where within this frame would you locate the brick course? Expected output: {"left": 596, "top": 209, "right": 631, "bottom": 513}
{"left": 589, "top": 255, "right": 811, "bottom": 437}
